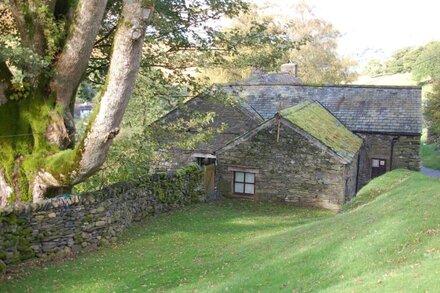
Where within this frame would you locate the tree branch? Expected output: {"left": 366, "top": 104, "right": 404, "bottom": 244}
{"left": 72, "top": 1, "right": 154, "bottom": 184}
{"left": 51, "top": 0, "right": 108, "bottom": 111}
{"left": 94, "top": 24, "right": 117, "bottom": 48}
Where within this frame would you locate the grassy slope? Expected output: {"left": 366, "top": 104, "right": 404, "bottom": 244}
{"left": 354, "top": 73, "right": 417, "bottom": 86}
{"left": 421, "top": 144, "right": 440, "bottom": 170}
{"left": 1, "top": 170, "right": 440, "bottom": 292}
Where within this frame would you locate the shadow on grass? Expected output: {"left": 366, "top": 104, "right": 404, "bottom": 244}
{"left": 2, "top": 171, "right": 440, "bottom": 292}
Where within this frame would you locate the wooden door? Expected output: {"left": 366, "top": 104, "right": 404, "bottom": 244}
{"left": 371, "top": 158, "right": 386, "bottom": 179}
{"left": 204, "top": 164, "right": 216, "bottom": 197}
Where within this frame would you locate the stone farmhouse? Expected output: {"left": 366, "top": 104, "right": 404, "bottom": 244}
{"left": 155, "top": 65, "right": 422, "bottom": 210}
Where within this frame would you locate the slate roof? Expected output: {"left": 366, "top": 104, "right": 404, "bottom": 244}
{"left": 225, "top": 78, "right": 422, "bottom": 135}
{"left": 280, "top": 101, "right": 363, "bottom": 162}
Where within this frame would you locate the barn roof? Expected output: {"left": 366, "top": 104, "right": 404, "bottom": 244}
{"left": 280, "top": 100, "right": 363, "bottom": 162}
{"left": 225, "top": 80, "right": 422, "bottom": 135}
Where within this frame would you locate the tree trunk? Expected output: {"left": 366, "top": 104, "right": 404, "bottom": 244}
{"left": 0, "top": 0, "right": 154, "bottom": 207}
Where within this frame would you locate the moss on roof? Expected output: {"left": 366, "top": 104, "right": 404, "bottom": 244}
{"left": 280, "top": 100, "right": 363, "bottom": 162}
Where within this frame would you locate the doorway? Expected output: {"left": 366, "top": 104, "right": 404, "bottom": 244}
{"left": 371, "top": 158, "right": 386, "bottom": 179}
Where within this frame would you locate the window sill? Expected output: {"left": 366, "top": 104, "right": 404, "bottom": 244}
{"left": 231, "top": 194, "right": 256, "bottom": 200}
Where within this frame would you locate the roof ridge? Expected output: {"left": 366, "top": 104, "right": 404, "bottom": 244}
{"left": 283, "top": 99, "right": 313, "bottom": 113}
{"left": 226, "top": 83, "right": 422, "bottom": 89}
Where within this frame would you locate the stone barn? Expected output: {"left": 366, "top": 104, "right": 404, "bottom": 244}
{"left": 152, "top": 65, "right": 422, "bottom": 209}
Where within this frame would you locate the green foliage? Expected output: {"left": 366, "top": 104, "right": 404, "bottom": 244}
{"left": 420, "top": 144, "right": 440, "bottom": 170}
{"left": 413, "top": 41, "right": 440, "bottom": 82}
{"left": 385, "top": 47, "right": 423, "bottom": 75}
{"left": 76, "top": 82, "right": 96, "bottom": 102}
{"left": 3, "top": 170, "right": 440, "bottom": 292}
{"left": 425, "top": 82, "right": 440, "bottom": 141}
{"left": 0, "top": 38, "right": 51, "bottom": 91}
{"left": 35, "top": 3, "right": 66, "bottom": 58}
{"left": 363, "top": 59, "right": 385, "bottom": 77}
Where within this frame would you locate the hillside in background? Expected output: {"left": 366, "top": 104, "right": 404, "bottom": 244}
{"left": 353, "top": 73, "right": 417, "bottom": 86}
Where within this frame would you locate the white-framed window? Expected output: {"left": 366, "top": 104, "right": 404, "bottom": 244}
{"left": 233, "top": 171, "right": 255, "bottom": 195}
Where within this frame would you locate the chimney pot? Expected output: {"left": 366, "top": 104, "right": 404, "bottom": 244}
{"left": 251, "top": 67, "right": 264, "bottom": 77}
{"left": 280, "top": 63, "right": 298, "bottom": 78}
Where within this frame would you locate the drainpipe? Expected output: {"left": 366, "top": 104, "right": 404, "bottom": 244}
{"left": 390, "top": 136, "right": 399, "bottom": 170}
{"left": 355, "top": 152, "right": 361, "bottom": 193}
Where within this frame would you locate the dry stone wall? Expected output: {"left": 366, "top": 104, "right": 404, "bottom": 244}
{"left": 0, "top": 165, "right": 203, "bottom": 272}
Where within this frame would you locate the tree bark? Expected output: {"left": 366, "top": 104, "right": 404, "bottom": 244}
{"left": 0, "top": 170, "right": 13, "bottom": 208}
{"left": 0, "top": 61, "right": 12, "bottom": 106}
{"left": 73, "top": 2, "right": 154, "bottom": 184}
{"left": 8, "top": 0, "right": 47, "bottom": 56}
{"left": 52, "top": 0, "right": 108, "bottom": 110}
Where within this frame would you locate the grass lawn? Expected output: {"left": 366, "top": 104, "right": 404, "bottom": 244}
{"left": 1, "top": 170, "right": 440, "bottom": 292}
{"left": 421, "top": 143, "right": 440, "bottom": 170}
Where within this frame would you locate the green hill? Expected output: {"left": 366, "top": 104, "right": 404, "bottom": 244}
{"left": 1, "top": 170, "right": 439, "bottom": 292}
{"left": 354, "top": 73, "right": 417, "bottom": 86}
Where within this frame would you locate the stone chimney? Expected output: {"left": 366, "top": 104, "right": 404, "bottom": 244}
{"left": 280, "top": 62, "right": 298, "bottom": 78}
{"left": 250, "top": 67, "right": 264, "bottom": 77}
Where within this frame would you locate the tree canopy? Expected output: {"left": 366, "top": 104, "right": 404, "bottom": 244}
{"left": 199, "top": 2, "right": 357, "bottom": 84}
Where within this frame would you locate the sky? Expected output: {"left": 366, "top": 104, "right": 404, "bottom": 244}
{"left": 252, "top": 0, "right": 440, "bottom": 65}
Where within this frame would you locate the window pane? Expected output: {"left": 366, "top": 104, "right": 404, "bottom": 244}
{"left": 372, "top": 159, "right": 379, "bottom": 167}
{"left": 244, "top": 184, "right": 255, "bottom": 194}
{"left": 380, "top": 160, "right": 385, "bottom": 166}
{"left": 235, "top": 172, "right": 244, "bottom": 182}
{"left": 245, "top": 173, "right": 255, "bottom": 183}
{"left": 234, "top": 183, "right": 244, "bottom": 193}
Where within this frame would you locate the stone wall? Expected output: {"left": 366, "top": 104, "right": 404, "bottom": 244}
{"left": 0, "top": 165, "right": 203, "bottom": 272}
{"left": 393, "top": 135, "right": 421, "bottom": 170}
{"left": 216, "top": 121, "right": 351, "bottom": 210}
{"left": 356, "top": 133, "right": 420, "bottom": 189}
